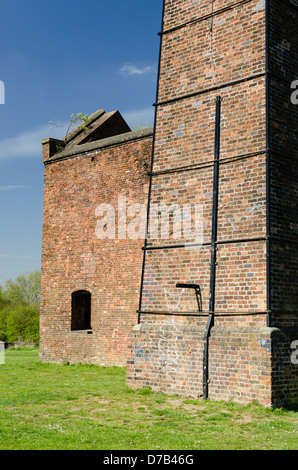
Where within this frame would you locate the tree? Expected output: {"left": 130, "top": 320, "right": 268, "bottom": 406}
{"left": 4, "top": 270, "right": 41, "bottom": 310}
{"left": 0, "top": 271, "right": 41, "bottom": 344}
{"left": 0, "top": 288, "right": 10, "bottom": 342}
{"left": 6, "top": 305, "right": 39, "bottom": 344}
{"left": 0, "top": 306, "right": 8, "bottom": 342}
{"left": 50, "top": 113, "right": 91, "bottom": 140}
{"left": 0, "top": 287, "right": 6, "bottom": 309}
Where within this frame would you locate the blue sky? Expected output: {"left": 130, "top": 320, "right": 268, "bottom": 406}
{"left": 0, "top": 0, "right": 162, "bottom": 287}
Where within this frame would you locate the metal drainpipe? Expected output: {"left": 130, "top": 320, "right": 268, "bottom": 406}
{"left": 203, "top": 95, "right": 221, "bottom": 401}
{"left": 265, "top": 0, "right": 271, "bottom": 327}
{"left": 209, "top": 0, "right": 215, "bottom": 31}
{"left": 137, "top": 0, "right": 166, "bottom": 324}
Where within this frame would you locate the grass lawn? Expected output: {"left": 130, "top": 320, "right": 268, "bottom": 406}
{"left": 0, "top": 348, "right": 297, "bottom": 450}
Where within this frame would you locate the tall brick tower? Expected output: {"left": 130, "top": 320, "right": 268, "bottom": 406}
{"left": 127, "top": 0, "right": 298, "bottom": 407}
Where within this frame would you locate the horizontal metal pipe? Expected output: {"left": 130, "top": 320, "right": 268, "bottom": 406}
{"left": 143, "top": 235, "right": 298, "bottom": 252}
{"left": 137, "top": 310, "right": 269, "bottom": 317}
{"left": 270, "top": 235, "right": 298, "bottom": 245}
{"left": 159, "top": 0, "right": 297, "bottom": 38}
{"left": 143, "top": 237, "right": 268, "bottom": 251}
{"left": 153, "top": 69, "right": 293, "bottom": 110}
{"left": 149, "top": 150, "right": 266, "bottom": 177}
{"left": 159, "top": 0, "right": 253, "bottom": 36}
{"left": 153, "top": 72, "right": 266, "bottom": 108}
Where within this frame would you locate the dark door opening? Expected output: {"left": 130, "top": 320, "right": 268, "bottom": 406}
{"left": 71, "top": 290, "right": 91, "bottom": 331}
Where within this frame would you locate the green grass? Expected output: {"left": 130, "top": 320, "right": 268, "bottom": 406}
{"left": 0, "top": 348, "right": 297, "bottom": 450}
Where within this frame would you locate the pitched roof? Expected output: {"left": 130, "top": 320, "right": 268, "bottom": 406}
{"left": 63, "top": 109, "right": 131, "bottom": 147}
{"left": 47, "top": 126, "right": 154, "bottom": 162}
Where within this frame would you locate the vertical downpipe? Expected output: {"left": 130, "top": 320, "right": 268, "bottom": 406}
{"left": 265, "top": 0, "right": 271, "bottom": 327}
{"left": 203, "top": 96, "right": 221, "bottom": 400}
{"left": 138, "top": 0, "right": 166, "bottom": 323}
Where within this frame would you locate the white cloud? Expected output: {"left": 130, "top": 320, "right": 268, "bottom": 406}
{"left": 0, "top": 185, "right": 31, "bottom": 192}
{"left": 120, "top": 63, "right": 153, "bottom": 76}
{"left": 0, "top": 124, "right": 65, "bottom": 160}
{"left": 0, "top": 108, "right": 154, "bottom": 162}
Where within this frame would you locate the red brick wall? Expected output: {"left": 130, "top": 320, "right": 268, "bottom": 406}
{"left": 40, "top": 132, "right": 152, "bottom": 366}
{"left": 140, "top": 0, "right": 268, "bottom": 321}
{"left": 127, "top": 320, "right": 298, "bottom": 406}
{"left": 127, "top": 0, "right": 298, "bottom": 407}
{"left": 160, "top": 1, "right": 266, "bottom": 99}
{"left": 268, "top": 0, "right": 298, "bottom": 327}
{"left": 163, "top": 0, "right": 240, "bottom": 31}
{"left": 127, "top": 318, "right": 205, "bottom": 398}
{"left": 127, "top": 323, "right": 274, "bottom": 406}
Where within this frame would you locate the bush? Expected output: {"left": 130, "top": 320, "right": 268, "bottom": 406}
{"left": 6, "top": 305, "right": 39, "bottom": 344}
{"left": 0, "top": 307, "right": 8, "bottom": 342}
{"left": 0, "top": 271, "right": 40, "bottom": 344}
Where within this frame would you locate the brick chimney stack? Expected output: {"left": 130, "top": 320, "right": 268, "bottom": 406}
{"left": 127, "top": 0, "right": 298, "bottom": 407}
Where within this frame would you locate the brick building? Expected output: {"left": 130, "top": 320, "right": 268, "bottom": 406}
{"left": 40, "top": 109, "right": 153, "bottom": 366}
{"left": 40, "top": 0, "right": 298, "bottom": 407}
{"left": 127, "top": 0, "right": 298, "bottom": 407}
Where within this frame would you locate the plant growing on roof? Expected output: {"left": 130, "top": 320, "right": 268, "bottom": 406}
{"left": 49, "top": 112, "right": 91, "bottom": 152}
